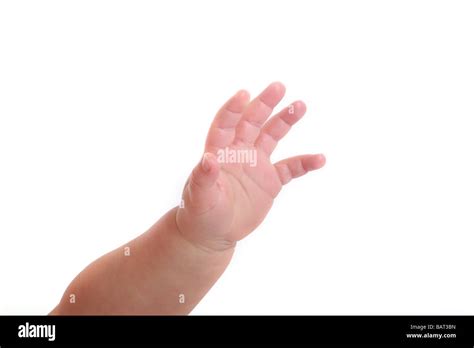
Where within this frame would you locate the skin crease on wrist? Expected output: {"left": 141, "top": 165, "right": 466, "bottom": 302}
{"left": 49, "top": 82, "right": 325, "bottom": 315}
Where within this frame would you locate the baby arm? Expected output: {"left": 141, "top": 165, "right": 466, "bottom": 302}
{"left": 50, "top": 82, "right": 325, "bottom": 315}
{"left": 50, "top": 207, "right": 233, "bottom": 314}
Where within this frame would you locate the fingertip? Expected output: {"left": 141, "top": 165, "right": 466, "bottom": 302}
{"left": 317, "top": 153, "right": 326, "bottom": 167}
{"left": 270, "top": 81, "right": 286, "bottom": 94}
{"left": 260, "top": 81, "right": 286, "bottom": 108}
{"left": 309, "top": 153, "right": 326, "bottom": 170}
{"left": 226, "top": 90, "right": 250, "bottom": 113}
{"left": 191, "top": 153, "right": 220, "bottom": 190}
{"left": 201, "top": 152, "right": 218, "bottom": 173}
{"left": 202, "top": 152, "right": 221, "bottom": 177}
{"left": 235, "top": 89, "right": 250, "bottom": 100}
{"left": 268, "top": 81, "right": 286, "bottom": 100}
{"left": 201, "top": 153, "right": 212, "bottom": 173}
{"left": 289, "top": 100, "right": 307, "bottom": 118}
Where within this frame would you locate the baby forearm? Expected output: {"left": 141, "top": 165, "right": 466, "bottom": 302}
{"left": 51, "top": 207, "right": 234, "bottom": 315}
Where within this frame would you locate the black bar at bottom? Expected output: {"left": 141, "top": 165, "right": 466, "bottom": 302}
{"left": 0, "top": 316, "right": 473, "bottom": 346}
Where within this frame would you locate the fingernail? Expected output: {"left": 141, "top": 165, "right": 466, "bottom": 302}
{"left": 201, "top": 153, "right": 212, "bottom": 172}
{"left": 317, "top": 153, "right": 326, "bottom": 166}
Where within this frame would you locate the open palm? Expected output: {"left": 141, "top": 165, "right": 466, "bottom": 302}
{"left": 176, "top": 82, "right": 325, "bottom": 252}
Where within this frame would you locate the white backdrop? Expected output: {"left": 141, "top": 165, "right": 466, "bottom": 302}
{"left": 1, "top": 0, "right": 473, "bottom": 315}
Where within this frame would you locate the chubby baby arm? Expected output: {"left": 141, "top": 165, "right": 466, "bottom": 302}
{"left": 50, "top": 82, "right": 325, "bottom": 315}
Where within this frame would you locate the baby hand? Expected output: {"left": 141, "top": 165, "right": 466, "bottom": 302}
{"left": 176, "top": 82, "right": 325, "bottom": 252}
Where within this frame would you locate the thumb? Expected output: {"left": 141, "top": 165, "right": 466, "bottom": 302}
{"left": 186, "top": 152, "right": 220, "bottom": 210}
{"left": 191, "top": 152, "right": 219, "bottom": 188}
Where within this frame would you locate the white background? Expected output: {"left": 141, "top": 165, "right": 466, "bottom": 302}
{"left": 1, "top": 0, "right": 473, "bottom": 315}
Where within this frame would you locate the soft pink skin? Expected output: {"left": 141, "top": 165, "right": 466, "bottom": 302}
{"left": 177, "top": 82, "right": 325, "bottom": 252}
{"left": 50, "top": 82, "right": 325, "bottom": 315}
